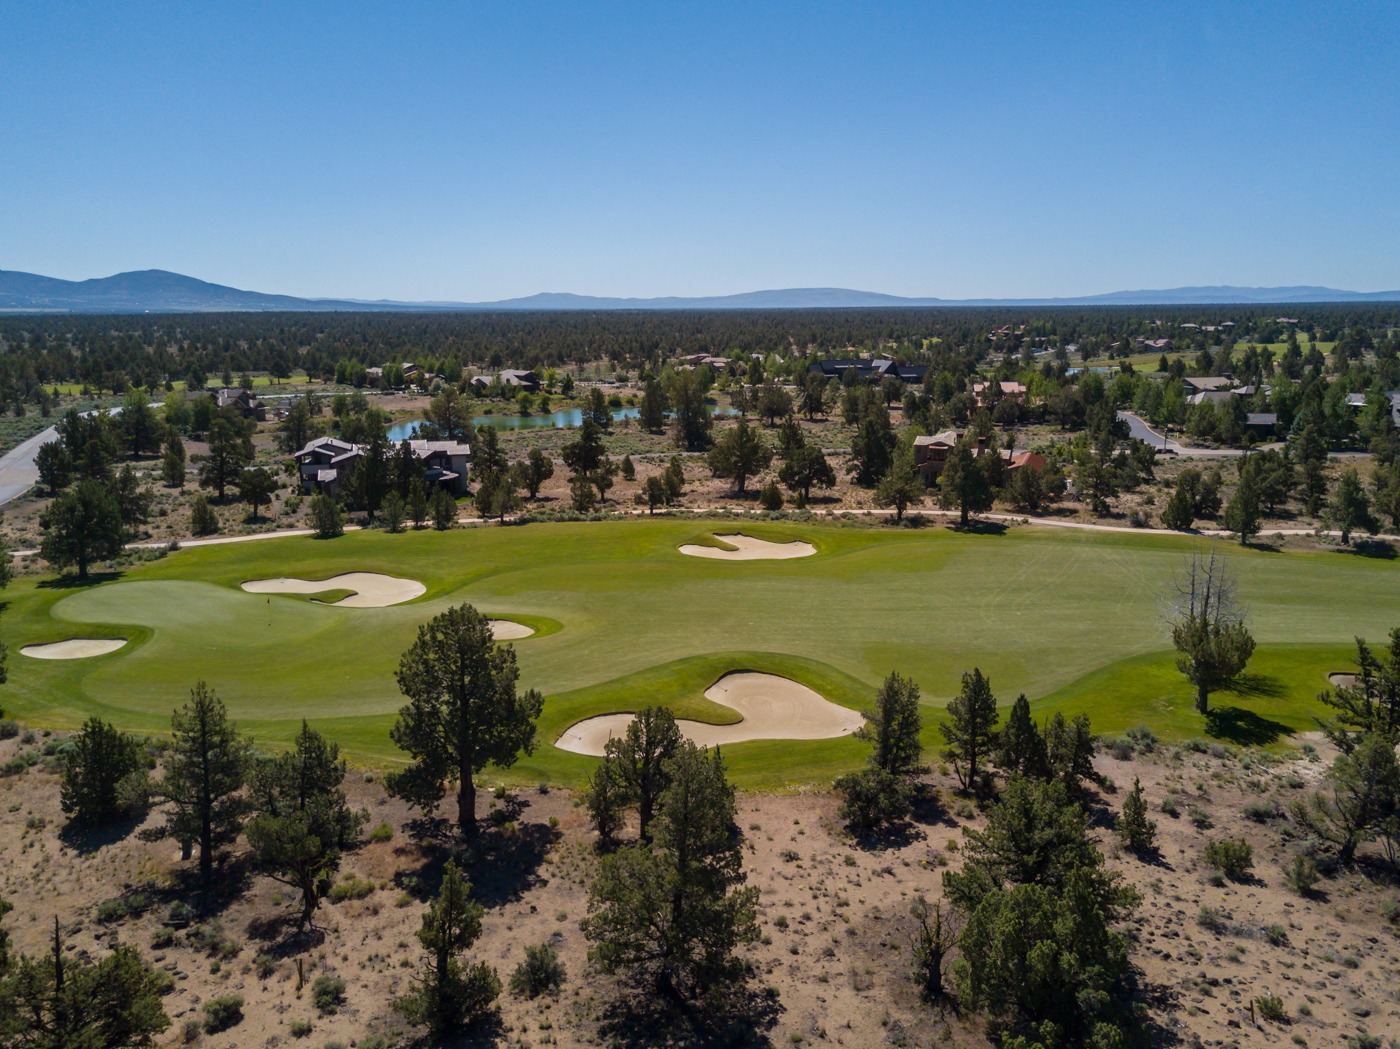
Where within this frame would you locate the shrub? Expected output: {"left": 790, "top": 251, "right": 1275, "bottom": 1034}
{"left": 96, "top": 891, "right": 153, "bottom": 924}
{"left": 0, "top": 720, "right": 20, "bottom": 740}
{"left": 1284, "top": 853, "right": 1319, "bottom": 895}
{"left": 1264, "top": 924, "right": 1289, "bottom": 947}
{"left": 1197, "top": 906, "right": 1228, "bottom": 933}
{"left": 202, "top": 994, "right": 245, "bottom": 1033}
{"left": 290, "top": 1019, "right": 313, "bottom": 1038}
{"left": 834, "top": 766, "right": 913, "bottom": 834}
{"left": 759, "top": 481, "right": 783, "bottom": 511}
{"left": 312, "top": 975, "right": 346, "bottom": 1015}
{"left": 150, "top": 927, "right": 176, "bottom": 949}
{"left": 328, "top": 876, "right": 375, "bottom": 903}
{"left": 187, "top": 921, "right": 241, "bottom": 960}
{"left": 1256, "top": 995, "right": 1286, "bottom": 1023}
{"left": 1204, "top": 838, "right": 1254, "bottom": 881}
{"left": 368, "top": 822, "right": 394, "bottom": 843}
{"left": 254, "top": 953, "right": 277, "bottom": 979}
{"left": 1187, "top": 806, "right": 1212, "bottom": 829}
{"left": 1243, "top": 800, "right": 1281, "bottom": 822}
{"left": 181, "top": 1018, "right": 201, "bottom": 1043}
{"left": 509, "top": 942, "right": 566, "bottom": 998}
{"left": 1159, "top": 795, "right": 1179, "bottom": 817}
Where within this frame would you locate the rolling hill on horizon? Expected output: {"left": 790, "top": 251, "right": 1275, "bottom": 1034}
{"left": 2, "top": 268, "right": 1398, "bottom": 314}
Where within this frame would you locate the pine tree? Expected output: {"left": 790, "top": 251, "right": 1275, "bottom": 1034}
{"left": 859, "top": 671, "right": 924, "bottom": 777}
{"left": 1117, "top": 776, "right": 1157, "bottom": 852}
{"left": 940, "top": 668, "right": 1000, "bottom": 792}
{"left": 996, "top": 694, "right": 1046, "bottom": 777}
{"left": 60, "top": 718, "right": 144, "bottom": 827}
{"left": 601, "top": 706, "right": 682, "bottom": 843}
{"left": 1223, "top": 468, "right": 1261, "bottom": 544}
{"left": 156, "top": 683, "right": 253, "bottom": 885}
{"left": 386, "top": 604, "right": 543, "bottom": 839}
{"left": 875, "top": 445, "right": 926, "bottom": 522}
{"left": 393, "top": 860, "right": 500, "bottom": 1036}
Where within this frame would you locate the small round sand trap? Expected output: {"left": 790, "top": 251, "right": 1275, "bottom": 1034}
{"left": 555, "top": 671, "right": 864, "bottom": 756}
{"left": 1328, "top": 673, "right": 1358, "bottom": 688}
{"left": 21, "top": 638, "right": 127, "bottom": 660}
{"left": 241, "top": 572, "right": 425, "bottom": 608}
{"left": 490, "top": 620, "right": 535, "bottom": 641}
{"left": 678, "top": 533, "right": 816, "bottom": 560}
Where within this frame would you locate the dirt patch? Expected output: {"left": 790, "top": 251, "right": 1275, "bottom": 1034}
{"left": 489, "top": 620, "right": 535, "bottom": 641}
{"left": 240, "top": 572, "right": 425, "bottom": 607}
{"left": 555, "top": 671, "right": 864, "bottom": 755}
{"left": 19, "top": 638, "right": 127, "bottom": 660}
{"left": 678, "top": 533, "right": 817, "bottom": 560}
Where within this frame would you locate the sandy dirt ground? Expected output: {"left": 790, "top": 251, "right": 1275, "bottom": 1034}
{"left": 489, "top": 620, "right": 535, "bottom": 641}
{"left": 555, "top": 671, "right": 867, "bottom": 756}
{"left": 0, "top": 727, "right": 1398, "bottom": 1048}
{"left": 18, "top": 638, "right": 128, "bottom": 660}
{"left": 677, "top": 533, "right": 818, "bottom": 560}
{"left": 240, "top": 572, "right": 426, "bottom": 607}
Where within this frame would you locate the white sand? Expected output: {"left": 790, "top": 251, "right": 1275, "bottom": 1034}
{"left": 677, "top": 533, "right": 816, "bottom": 560}
{"left": 490, "top": 620, "right": 535, "bottom": 640}
{"left": 21, "top": 638, "right": 127, "bottom": 660}
{"left": 555, "top": 671, "right": 865, "bottom": 756}
{"left": 241, "top": 572, "right": 425, "bottom": 608}
{"left": 1328, "top": 673, "right": 1358, "bottom": 688}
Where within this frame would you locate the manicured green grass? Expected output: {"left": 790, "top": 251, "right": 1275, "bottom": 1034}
{"left": 3, "top": 519, "right": 1394, "bottom": 787}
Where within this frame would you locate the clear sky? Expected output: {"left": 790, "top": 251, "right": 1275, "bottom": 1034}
{"left": 2, "top": 2, "right": 1397, "bottom": 301}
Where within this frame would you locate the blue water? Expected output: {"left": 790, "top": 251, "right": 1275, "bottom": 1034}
{"left": 387, "top": 404, "right": 734, "bottom": 441}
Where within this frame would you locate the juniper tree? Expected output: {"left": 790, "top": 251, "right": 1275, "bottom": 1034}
{"left": 1168, "top": 548, "right": 1255, "bottom": 713}
{"left": 1117, "top": 777, "right": 1157, "bottom": 852}
{"left": 600, "top": 706, "right": 682, "bottom": 843}
{"left": 60, "top": 718, "right": 144, "bottom": 827}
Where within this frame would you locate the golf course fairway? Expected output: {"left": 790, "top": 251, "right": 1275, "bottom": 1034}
{"left": 3, "top": 518, "right": 1394, "bottom": 788}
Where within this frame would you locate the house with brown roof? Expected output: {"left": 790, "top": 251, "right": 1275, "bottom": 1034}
{"left": 215, "top": 387, "right": 266, "bottom": 421}
{"left": 972, "top": 381, "right": 1027, "bottom": 407}
{"left": 912, "top": 430, "right": 1045, "bottom": 484}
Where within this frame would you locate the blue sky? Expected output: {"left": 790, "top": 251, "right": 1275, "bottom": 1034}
{"left": 2, "top": 2, "right": 1397, "bottom": 300}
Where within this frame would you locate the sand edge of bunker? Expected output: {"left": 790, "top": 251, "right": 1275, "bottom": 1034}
{"left": 677, "top": 533, "right": 817, "bottom": 561}
{"left": 490, "top": 620, "right": 535, "bottom": 641}
{"left": 240, "top": 572, "right": 426, "bottom": 608}
{"left": 21, "top": 638, "right": 128, "bottom": 660}
{"left": 554, "top": 670, "right": 865, "bottom": 755}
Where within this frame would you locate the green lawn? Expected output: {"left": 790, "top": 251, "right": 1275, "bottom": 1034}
{"left": 3, "top": 519, "right": 1393, "bottom": 787}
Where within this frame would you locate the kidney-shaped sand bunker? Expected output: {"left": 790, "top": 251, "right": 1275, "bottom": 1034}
{"left": 678, "top": 534, "right": 816, "bottom": 560}
{"left": 555, "top": 671, "right": 864, "bottom": 755}
{"left": 241, "top": 572, "right": 426, "bottom": 608}
{"left": 21, "top": 638, "right": 128, "bottom": 660}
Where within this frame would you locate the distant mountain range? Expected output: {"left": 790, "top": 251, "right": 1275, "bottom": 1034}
{"left": 2, "top": 269, "right": 1398, "bottom": 314}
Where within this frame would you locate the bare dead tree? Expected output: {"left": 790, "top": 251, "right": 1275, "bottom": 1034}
{"left": 1165, "top": 547, "right": 1255, "bottom": 713}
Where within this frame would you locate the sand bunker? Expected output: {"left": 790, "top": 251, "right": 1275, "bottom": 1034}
{"left": 678, "top": 534, "right": 816, "bottom": 560}
{"left": 1328, "top": 673, "right": 1358, "bottom": 688}
{"left": 21, "top": 638, "right": 127, "bottom": 660}
{"left": 490, "top": 620, "right": 535, "bottom": 641}
{"left": 241, "top": 572, "right": 425, "bottom": 608}
{"left": 555, "top": 671, "right": 864, "bottom": 756}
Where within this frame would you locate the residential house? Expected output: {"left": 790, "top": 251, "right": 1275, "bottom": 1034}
{"left": 972, "top": 381, "right": 1027, "bottom": 407}
{"left": 1345, "top": 391, "right": 1400, "bottom": 426}
{"left": 807, "top": 358, "right": 928, "bottom": 384}
{"left": 470, "top": 369, "right": 541, "bottom": 393}
{"left": 215, "top": 387, "right": 266, "bottom": 421}
{"left": 912, "top": 429, "right": 1044, "bottom": 484}
{"left": 295, "top": 436, "right": 472, "bottom": 499}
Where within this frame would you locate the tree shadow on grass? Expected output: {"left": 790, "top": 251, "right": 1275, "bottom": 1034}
{"left": 953, "top": 519, "right": 1009, "bottom": 536}
{"left": 1221, "top": 673, "right": 1287, "bottom": 700}
{"left": 1339, "top": 539, "right": 1397, "bottom": 560}
{"left": 37, "top": 570, "right": 123, "bottom": 590}
{"left": 1203, "top": 706, "right": 1293, "bottom": 747}
{"left": 595, "top": 980, "right": 782, "bottom": 1049}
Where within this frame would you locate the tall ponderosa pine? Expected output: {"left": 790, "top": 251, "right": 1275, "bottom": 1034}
{"left": 157, "top": 682, "right": 253, "bottom": 885}
{"left": 245, "top": 721, "right": 363, "bottom": 928}
{"left": 38, "top": 478, "right": 125, "bottom": 580}
{"left": 995, "top": 694, "right": 1046, "bottom": 778}
{"left": 387, "top": 604, "right": 543, "bottom": 839}
{"left": 393, "top": 860, "right": 500, "bottom": 1036}
{"left": 940, "top": 668, "right": 1000, "bottom": 792}
{"left": 583, "top": 743, "right": 758, "bottom": 1001}
{"left": 938, "top": 439, "right": 994, "bottom": 526}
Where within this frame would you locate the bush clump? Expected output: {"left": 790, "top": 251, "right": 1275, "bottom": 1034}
{"left": 202, "top": 994, "right": 245, "bottom": 1033}
{"left": 312, "top": 974, "right": 347, "bottom": 1015}
{"left": 1203, "top": 838, "right": 1254, "bottom": 881}
{"left": 509, "top": 943, "right": 566, "bottom": 998}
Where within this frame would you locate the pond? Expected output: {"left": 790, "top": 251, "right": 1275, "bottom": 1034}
{"left": 387, "top": 403, "right": 735, "bottom": 441}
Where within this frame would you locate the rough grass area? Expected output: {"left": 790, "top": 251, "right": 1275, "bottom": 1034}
{"left": 4, "top": 518, "right": 1395, "bottom": 786}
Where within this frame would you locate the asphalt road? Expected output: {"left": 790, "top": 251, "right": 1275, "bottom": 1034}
{"left": 0, "top": 426, "right": 57, "bottom": 506}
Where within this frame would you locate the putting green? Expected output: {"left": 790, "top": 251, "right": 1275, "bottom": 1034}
{"left": 3, "top": 519, "right": 1394, "bottom": 788}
